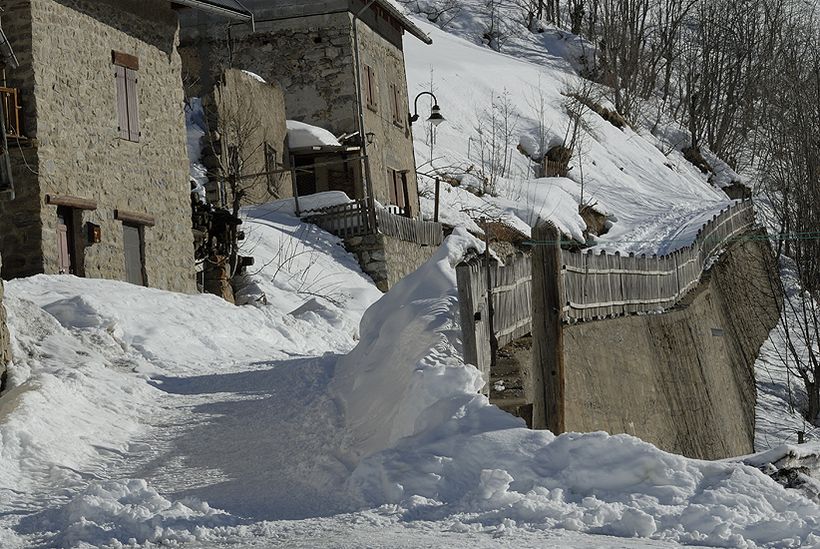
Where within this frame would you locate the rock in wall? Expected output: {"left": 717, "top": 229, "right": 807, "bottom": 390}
{"left": 0, "top": 254, "right": 11, "bottom": 388}
{"left": 555, "top": 235, "right": 780, "bottom": 459}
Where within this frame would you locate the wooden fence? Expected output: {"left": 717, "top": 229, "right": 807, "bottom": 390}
{"left": 560, "top": 200, "right": 755, "bottom": 321}
{"left": 457, "top": 199, "right": 757, "bottom": 387}
{"left": 303, "top": 198, "right": 444, "bottom": 246}
{"left": 456, "top": 252, "right": 532, "bottom": 385}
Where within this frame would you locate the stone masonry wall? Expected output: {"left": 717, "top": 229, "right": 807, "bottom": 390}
{"left": 180, "top": 12, "right": 358, "bottom": 135}
{"left": 206, "top": 69, "right": 292, "bottom": 205}
{"left": 0, "top": 254, "right": 11, "bottom": 387}
{"left": 0, "top": 0, "right": 197, "bottom": 292}
{"left": 179, "top": 9, "right": 421, "bottom": 214}
{"left": 0, "top": 0, "right": 43, "bottom": 278}
{"left": 345, "top": 233, "right": 436, "bottom": 291}
{"left": 556, "top": 236, "right": 781, "bottom": 459}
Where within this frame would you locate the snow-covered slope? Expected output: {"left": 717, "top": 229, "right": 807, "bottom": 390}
{"left": 402, "top": 4, "right": 733, "bottom": 253}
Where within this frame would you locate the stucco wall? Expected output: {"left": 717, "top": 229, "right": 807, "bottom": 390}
{"left": 0, "top": 0, "right": 196, "bottom": 293}
{"left": 206, "top": 69, "right": 292, "bottom": 205}
{"left": 554, "top": 236, "right": 781, "bottom": 459}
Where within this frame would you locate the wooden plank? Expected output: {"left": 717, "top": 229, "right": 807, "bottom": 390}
{"left": 114, "top": 208, "right": 156, "bottom": 227}
{"left": 45, "top": 194, "right": 98, "bottom": 210}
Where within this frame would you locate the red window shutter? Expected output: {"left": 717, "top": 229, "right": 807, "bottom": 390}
{"left": 125, "top": 68, "right": 140, "bottom": 142}
{"left": 115, "top": 66, "right": 129, "bottom": 139}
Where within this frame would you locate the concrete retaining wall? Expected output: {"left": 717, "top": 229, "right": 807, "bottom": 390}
{"left": 556, "top": 236, "right": 781, "bottom": 459}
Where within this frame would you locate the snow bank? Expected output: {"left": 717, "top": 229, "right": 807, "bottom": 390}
{"left": 287, "top": 120, "right": 341, "bottom": 149}
{"left": 333, "top": 230, "right": 820, "bottom": 547}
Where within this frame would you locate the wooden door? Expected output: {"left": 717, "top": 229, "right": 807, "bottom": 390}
{"left": 56, "top": 212, "right": 72, "bottom": 274}
{"left": 123, "top": 223, "right": 145, "bottom": 286}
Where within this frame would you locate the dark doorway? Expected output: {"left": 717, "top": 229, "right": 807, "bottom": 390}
{"left": 56, "top": 206, "right": 81, "bottom": 275}
{"left": 122, "top": 223, "right": 145, "bottom": 286}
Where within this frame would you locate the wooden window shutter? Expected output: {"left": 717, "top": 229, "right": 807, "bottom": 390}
{"left": 125, "top": 68, "right": 140, "bottom": 142}
{"left": 365, "top": 65, "right": 377, "bottom": 110}
{"left": 115, "top": 66, "right": 129, "bottom": 139}
{"left": 391, "top": 84, "right": 404, "bottom": 127}
{"left": 388, "top": 169, "right": 397, "bottom": 204}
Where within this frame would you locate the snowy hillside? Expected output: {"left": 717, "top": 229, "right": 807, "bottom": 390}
{"left": 400, "top": 2, "right": 735, "bottom": 253}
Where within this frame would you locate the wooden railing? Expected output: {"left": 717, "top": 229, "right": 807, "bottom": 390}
{"left": 456, "top": 200, "right": 757, "bottom": 380}
{"left": 560, "top": 200, "right": 755, "bottom": 321}
{"left": 303, "top": 198, "right": 444, "bottom": 246}
{"left": 302, "top": 198, "right": 374, "bottom": 239}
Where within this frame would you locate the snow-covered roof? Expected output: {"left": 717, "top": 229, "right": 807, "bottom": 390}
{"left": 172, "top": 0, "right": 253, "bottom": 20}
{"left": 287, "top": 120, "right": 342, "bottom": 150}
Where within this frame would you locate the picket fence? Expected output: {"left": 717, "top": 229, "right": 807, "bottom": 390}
{"left": 456, "top": 199, "right": 757, "bottom": 379}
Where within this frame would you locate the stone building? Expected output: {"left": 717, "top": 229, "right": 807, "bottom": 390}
{"left": 179, "top": 0, "right": 432, "bottom": 216}
{"left": 0, "top": 0, "right": 251, "bottom": 292}
{"left": 200, "top": 68, "right": 291, "bottom": 207}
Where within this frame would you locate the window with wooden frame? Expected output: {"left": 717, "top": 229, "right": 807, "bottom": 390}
{"left": 390, "top": 83, "right": 404, "bottom": 128}
{"left": 387, "top": 168, "right": 407, "bottom": 211}
{"left": 364, "top": 64, "right": 377, "bottom": 111}
{"left": 113, "top": 51, "right": 140, "bottom": 142}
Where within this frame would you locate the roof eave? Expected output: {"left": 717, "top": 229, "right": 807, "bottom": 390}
{"left": 373, "top": 1, "right": 432, "bottom": 45}
{"left": 172, "top": 0, "right": 253, "bottom": 21}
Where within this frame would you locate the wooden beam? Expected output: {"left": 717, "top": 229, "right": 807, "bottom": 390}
{"left": 115, "top": 209, "right": 155, "bottom": 227}
{"left": 531, "top": 222, "right": 565, "bottom": 433}
{"left": 45, "top": 194, "right": 97, "bottom": 210}
{"left": 112, "top": 51, "right": 139, "bottom": 71}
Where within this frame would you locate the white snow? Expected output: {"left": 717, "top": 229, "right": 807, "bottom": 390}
{"left": 403, "top": 6, "right": 732, "bottom": 254}
{"left": 241, "top": 69, "right": 266, "bottom": 84}
{"left": 2, "top": 222, "right": 820, "bottom": 548}
{"left": 287, "top": 120, "right": 342, "bottom": 149}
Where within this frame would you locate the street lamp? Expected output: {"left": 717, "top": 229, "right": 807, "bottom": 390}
{"left": 409, "top": 91, "right": 445, "bottom": 126}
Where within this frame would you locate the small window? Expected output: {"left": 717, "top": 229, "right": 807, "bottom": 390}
{"left": 364, "top": 64, "right": 377, "bottom": 111}
{"left": 390, "top": 83, "right": 404, "bottom": 128}
{"left": 387, "top": 168, "right": 407, "bottom": 211}
{"left": 113, "top": 51, "right": 140, "bottom": 142}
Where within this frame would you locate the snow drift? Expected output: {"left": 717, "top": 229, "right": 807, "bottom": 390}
{"left": 334, "top": 230, "right": 820, "bottom": 548}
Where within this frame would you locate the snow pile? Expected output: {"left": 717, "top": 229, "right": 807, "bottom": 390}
{"left": 287, "top": 120, "right": 342, "bottom": 149}
{"left": 236, "top": 201, "right": 382, "bottom": 326}
{"left": 23, "top": 479, "right": 236, "bottom": 548}
{"left": 334, "top": 230, "right": 820, "bottom": 547}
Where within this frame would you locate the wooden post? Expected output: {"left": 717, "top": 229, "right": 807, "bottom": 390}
{"left": 483, "top": 219, "right": 498, "bottom": 373}
{"left": 289, "top": 154, "right": 301, "bottom": 216}
{"left": 531, "top": 222, "right": 565, "bottom": 433}
{"left": 434, "top": 177, "right": 441, "bottom": 223}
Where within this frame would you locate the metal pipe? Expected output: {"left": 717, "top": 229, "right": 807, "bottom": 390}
{"left": 352, "top": 0, "right": 379, "bottom": 231}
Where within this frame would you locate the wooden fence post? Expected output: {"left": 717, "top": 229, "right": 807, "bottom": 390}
{"left": 434, "top": 177, "right": 441, "bottom": 223}
{"left": 531, "top": 222, "right": 565, "bottom": 433}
